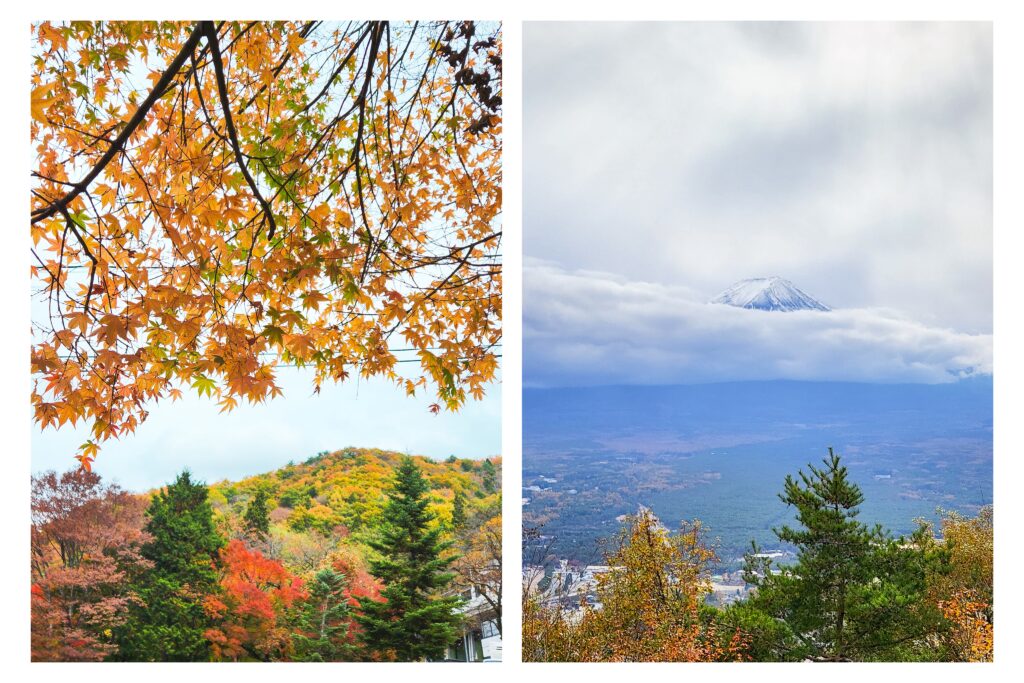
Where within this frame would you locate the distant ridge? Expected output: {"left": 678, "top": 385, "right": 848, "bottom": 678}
{"left": 712, "top": 277, "right": 830, "bottom": 312}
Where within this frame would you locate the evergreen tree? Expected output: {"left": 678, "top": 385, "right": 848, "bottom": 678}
{"left": 292, "top": 568, "right": 356, "bottom": 662}
{"left": 451, "top": 490, "right": 467, "bottom": 530}
{"left": 356, "top": 457, "right": 463, "bottom": 661}
{"left": 243, "top": 488, "right": 271, "bottom": 539}
{"left": 741, "top": 449, "right": 943, "bottom": 661}
{"left": 481, "top": 458, "right": 497, "bottom": 494}
{"left": 115, "top": 470, "right": 225, "bottom": 661}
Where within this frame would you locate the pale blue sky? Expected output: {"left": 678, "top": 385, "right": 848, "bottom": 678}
{"left": 32, "top": 366, "right": 501, "bottom": 491}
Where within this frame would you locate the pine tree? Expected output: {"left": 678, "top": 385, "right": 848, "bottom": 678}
{"left": 356, "top": 457, "right": 463, "bottom": 661}
{"left": 742, "top": 448, "right": 943, "bottom": 661}
{"left": 292, "top": 568, "right": 356, "bottom": 662}
{"left": 115, "top": 470, "right": 225, "bottom": 661}
{"left": 481, "top": 458, "right": 497, "bottom": 494}
{"left": 452, "top": 490, "right": 467, "bottom": 530}
{"left": 243, "top": 488, "right": 271, "bottom": 539}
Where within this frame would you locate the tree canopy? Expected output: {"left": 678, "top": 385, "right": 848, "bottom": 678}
{"left": 30, "top": 21, "right": 502, "bottom": 468}
{"left": 115, "top": 470, "right": 225, "bottom": 661}
{"left": 523, "top": 508, "right": 746, "bottom": 662}
{"left": 356, "top": 456, "right": 463, "bottom": 660}
{"left": 920, "top": 505, "right": 994, "bottom": 661}
{"left": 738, "top": 449, "right": 946, "bottom": 661}
{"left": 30, "top": 470, "right": 151, "bottom": 661}
{"left": 31, "top": 449, "right": 501, "bottom": 662}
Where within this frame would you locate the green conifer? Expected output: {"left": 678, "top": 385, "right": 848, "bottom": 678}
{"left": 115, "top": 470, "right": 225, "bottom": 661}
{"left": 741, "top": 448, "right": 943, "bottom": 661}
{"left": 292, "top": 568, "right": 356, "bottom": 661}
{"left": 355, "top": 457, "right": 463, "bottom": 661}
{"left": 452, "top": 490, "right": 467, "bottom": 530}
{"left": 481, "top": 458, "right": 497, "bottom": 494}
{"left": 243, "top": 488, "right": 271, "bottom": 539}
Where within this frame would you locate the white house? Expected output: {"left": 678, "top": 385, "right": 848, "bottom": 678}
{"left": 444, "top": 584, "right": 502, "bottom": 662}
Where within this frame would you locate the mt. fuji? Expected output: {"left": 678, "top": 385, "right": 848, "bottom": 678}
{"left": 712, "top": 277, "right": 830, "bottom": 312}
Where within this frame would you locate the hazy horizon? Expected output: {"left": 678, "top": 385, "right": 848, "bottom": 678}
{"left": 32, "top": 366, "right": 502, "bottom": 491}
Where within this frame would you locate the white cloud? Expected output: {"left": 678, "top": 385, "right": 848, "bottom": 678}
{"left": 525, "top": 22, "right": 992, "bottom": 333}
{"left": 524, "top": 261, "right": 992, "bottom": 388}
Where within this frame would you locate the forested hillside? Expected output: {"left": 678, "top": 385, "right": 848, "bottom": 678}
{"left": 208, "top": 447, "right": 500, "bottom": 540}
{"left": 31, "top": 448, "right": 501, "bottom": 662}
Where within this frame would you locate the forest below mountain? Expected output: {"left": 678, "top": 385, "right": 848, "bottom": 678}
{"left": 524, "top": 379, "right": 992, "bottom": 566}
{"left": 31, "top": 447, "right": 501, "bottom": 662}
{"left": 523, "top": 449, "right": 992, "bottom": 663}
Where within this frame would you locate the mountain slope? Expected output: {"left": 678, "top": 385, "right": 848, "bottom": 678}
{"left": 712, "top": 277, "right": 830, "bottom": 312}
{"left": 207, "top": 447, "right": 502, "bottom": 538}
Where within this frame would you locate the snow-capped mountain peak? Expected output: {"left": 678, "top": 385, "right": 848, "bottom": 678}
{"left": 711, "top": 277, "right": 830, "bottom": 312}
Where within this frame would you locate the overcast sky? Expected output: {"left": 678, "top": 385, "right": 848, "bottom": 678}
{"left": 525, "top": 22, "right": 992, "bottom": 388}
{"left": 32, "top": 368, "right": 501, "bottom": 491}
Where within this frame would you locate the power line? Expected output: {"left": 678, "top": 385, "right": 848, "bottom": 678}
{"left": 49, "top": 344, "right": 501, "bottom": 362}
{"left": 42, "top": 254, "right": 502, "bottom": 268}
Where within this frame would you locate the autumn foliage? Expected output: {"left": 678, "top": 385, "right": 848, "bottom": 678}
{"left": 31, "top": 470, "right": 151, "bottom": 661}
{"left": 204, "top": 540, "right": 307, "bottom": 661}
{"left": 30, "top": 21, "right": 502, "bottom": 468}
{"left": 327, "top": 545, "right": 384, "bottom": 607}
{"left": 31, "top": 448, "right": 500, "bottom": 661}
{"left": 925, "top": 506, "right": 994, "bottom": 661}
{"left": 523, "top": 509, "right": 747, "bottom": 662}
{"left": 937, "top": 590, "right": 993, "bottom": 662}
{"left": 453, "top": 513, "right": 502, "bottom": 634}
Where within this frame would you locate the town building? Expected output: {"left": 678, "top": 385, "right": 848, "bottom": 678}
{"left": 444, "top": 584, "right": 502, "bottom": 662}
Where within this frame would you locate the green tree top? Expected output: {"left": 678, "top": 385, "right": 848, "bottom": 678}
{"left": 116, "top": 470, "right": 225, "bottom": 662}
{"left": 243, "top": 488, "right": 271, "bottom": 539}
{"left": 481, "top": 458, "right": 497, "bottom": 494}
{"left": 356, "top": 456, "right": 463, "bottom": 661}
{"left": 143, "top": 470, "right": 224, "bottom": 587}
{"left": 741, "top": 448, "right": 945, "bottom": 662}
{"left": 292, "top": 568, "right": 356, "bottom": 662}
{"left": 452, "top": 490, "right": 467, "bottom": 530}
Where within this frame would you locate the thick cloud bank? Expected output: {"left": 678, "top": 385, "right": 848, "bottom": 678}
{"left": 525, "top": 22, "right": 992, "bottom": 333}
{"left": 524, "top": 261, "right": 992, "bottom": 388}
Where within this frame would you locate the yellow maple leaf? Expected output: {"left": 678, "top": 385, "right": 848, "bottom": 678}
{"left": 31, "top": 82, "right": 58, "bottom": 123}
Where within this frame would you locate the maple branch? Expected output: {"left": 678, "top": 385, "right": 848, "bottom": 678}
{"left": 397, "top": 23, "right": 445, "bottom": 153}
{"left": 31, "top": 24, "right": 205, "bottom": 225}
{"left": 352, "top": 22, "right": 386, "bottom": 283}
{"left": 238, "top": 21, "right": 321, "bottom": 114}
{"left": 202, "top": 21, "right": 279, "bottom": 240}
{"left": 299, "top": 23, "right": 372, "bottom": 116}
{"left": 189, "top": 49, "right": 229, "bottom": 146}
{"left": 407, "top": 24, "right": 475, "bottom": 162}
{"left": 382, "top": 253, "right": 477, "bottom": 344}
{"left": 56, "top": 204, "right": 99, "bottom": 317}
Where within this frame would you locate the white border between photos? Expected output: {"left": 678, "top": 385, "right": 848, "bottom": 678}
{"left": 1, "top": 2, "right": 1020, "bottom": 682}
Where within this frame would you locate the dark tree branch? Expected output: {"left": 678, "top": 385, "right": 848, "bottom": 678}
{"left": 31, "top": 23, "right": 206, "bottom": 225}
{"left": 353, "top": 22, "right": 386, "bottom": 283}
{"left": 202, "top": 21, "right": 278, "bottom": 240}
{"left": 56, "top": 205, "right": 98, "bottom": 317}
